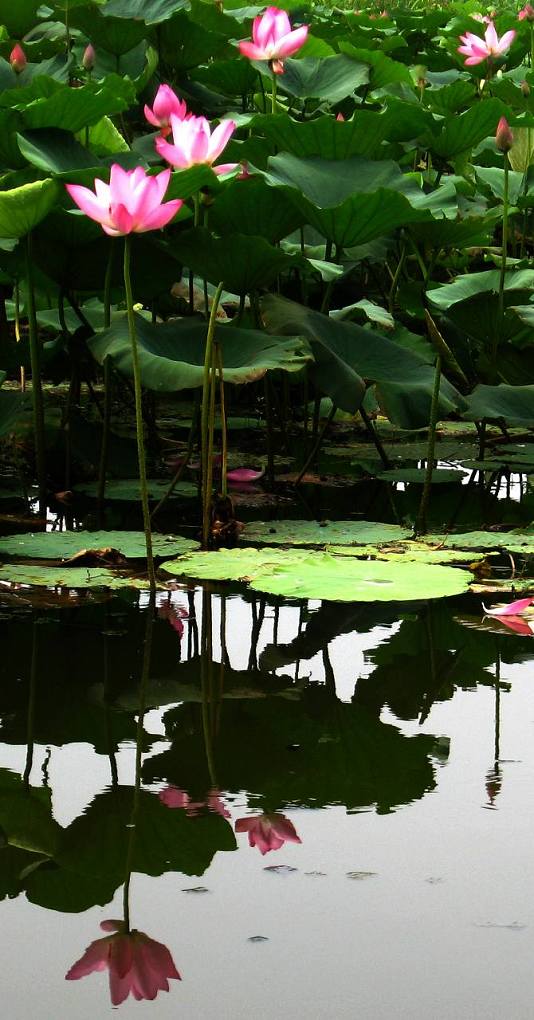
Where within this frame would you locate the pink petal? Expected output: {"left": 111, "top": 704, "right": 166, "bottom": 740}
{"left": 498, "top": 29, "right": 516, "bottom": 51}
{"left": 189, "top": 119, "right": 210, "bottom": 163}
{"left": 239, "top": 40, "right": 268, "bottom": 59}
{"left": 485, "top": 20, "right": 498, "bottom": 48}
{"left": 155, "top": 137, "right": 190, "bottom": 169}
{"left": 255, "top": 8, "right": 278, "bottom": 48}
{"left": 227, "top": 467, "right": 264, "bottom": 483}
{"left": 66, "top": 938, "right": 110, "bottom": 980}
{"left": 212, "top": 162, "right": 239, "bottom": 176}
{"left": 492, "top": 615, "right": 534, "bottom": 636}
{"left": 159, "top": 786, "right": 190, "bottom": 809}
{"left": 483, "top": 596, "right": 534, "bottom": 616}
{"left": 208, "top": 119, "right": 236, "bottom": 162}
{"left": 109, "top": 202, "right": 134, "bottom": 235}
{"left": 65, "top": 183, "right": 110, "bottom": 227}
{"left": 144, "top": 104, "right": 161, "bottom": 128}
{"left": 275, "top": 25, "right": 309, "bottom": 57}
{"left": 138, "top": 199, "right": 182, "bottom": 232}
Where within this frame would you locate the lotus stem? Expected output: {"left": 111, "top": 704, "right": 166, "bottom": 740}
{"left": 496, "top": 152, "right": 509, "bottom": 365}
{"left": 14, "top": 281, "right": 25, "bottom": 391}
{"left": 201, "top": 280, "right": 224, "bottom": 548}
{"left": 97, "top": 243, "right": 115, "bottom": 512}
{"left": 415, "top": 354, "right": 442, "bottom": 536}
{"left": 271, "top": 71, "right": 277, "bottom": 114}
{"left": 152, "top": 395, "right": 200, "bottom": 520}
{"left": 25, "top": 233, "right": 47, "bottom": 510}
{"left": 123, "top": 235, "right": 156, "bottom": 591}
{"left": 295, "top": 401, "right": 337, "bottom": 484}
{"left": 359, "top": 405, "right": 391, "bottom": 469}
{"left": 216, "top": 344, "right": 228, "bottom": 498}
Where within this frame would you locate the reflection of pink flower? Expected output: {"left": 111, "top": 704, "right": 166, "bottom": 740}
{"left": 65, "top": 165, "right": 182, "bottom": 237}
{"left": 159, "top": 786, "right": 231, "bottom": 818}
{"left": 486, "top": 768, "right": 501, "bottom": 805}
{"left": 158, "top": 602, "right": 188, "bottom": 637}
{"left": 66, "top": 920, "right": 180, "bottom": 1005}
{"left": 145, "top": 85, "right": 188, "bottom": 136}
{"left": 458, "top": 21, "right": 516, "bottom": 65}
{"left": 235, "top": 812, "right": 301, "bottom": 854}
{"left": 156, "top": 115, "right": 237, "bottom": 176}
{"left": 238, "top": 7, "right": 308, "bottom": 74}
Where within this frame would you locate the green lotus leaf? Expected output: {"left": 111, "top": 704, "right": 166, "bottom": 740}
{"left": 430, "top": 97, "right": 507, "bottom": 159}
{"left": 422, "top": 530, "right": 534, "bottom": 554}
{"left": 0, "top": 530, "right": 198, "bottom": 561}
{"left": 462, "top": 384, "right": 534, "bottom": 426}
{"left": 0, "top": 565, "right": 150, "bottom": 589}
{"left": 0, "top": 0, "right": 42, "bottom": 36}
{"left": 17, "top": 128, "right": 102, "bottom": 176}
{"left": 173, "top": 227, "right": 300, "bottom": 294}
{"left": 102, "top": 0, "right": 187, "bottom": 22}
{"left": 73, "top": 479, "right": 197, "bottom": 500}
{"left": 338, "top": 43, "right": 413, "bottom": 89}
{"left": 209, "top": 177, "right": 304, "bottom": 244}
{"left": 276, "top": 54, "right": 369, "bottom": 102}
{"left": 0, "top": 178, "right": 60, "bottom": 238}
{"left": 240, "top": 519, "right": 413, "bottom": 546}
{"left": 376, "top": 468, "right": 463, "bottom": 484}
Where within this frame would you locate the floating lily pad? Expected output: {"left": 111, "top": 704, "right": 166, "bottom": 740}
{"left": 331, "top": 543, "right": 487, "bottom": 564}
{"left": 0, "top": 530, "right": 198, "bottom": 561}
{"left": 0, "top": 565, "right": 150, "bottom": 589}
{"left": 423, "top": 531, "right": 534, "bottom": 555}
{"left": 161, "top": 548, "right": 472, "bottom": 602}
{"left": 74, "top": 479, "right": 197, "bottom": 501}
{"left": 240, "top": 520, "right": 412, "bottom": 547}
{"left": 377, "top": 468, "right": 464, "bottom": 484}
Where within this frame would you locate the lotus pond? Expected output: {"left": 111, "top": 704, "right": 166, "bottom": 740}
{"left": 5, "top": 0, "right": 534, "bottom": 1013}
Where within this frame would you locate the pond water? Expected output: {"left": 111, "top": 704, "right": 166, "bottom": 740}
{"left": 1, "top": 583, "right": 534, "bottom": 1019}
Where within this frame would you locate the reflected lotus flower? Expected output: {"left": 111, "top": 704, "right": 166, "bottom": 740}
{"left": 159, "top": 785, "right": 231, "bottom": 818}
{"left": 235, "top": 812, "right": 302, "bottom": 854}
{"left": 66, "top": 920, "right": 180, "bottom": 1005}
{"left": 238, "top": 7, "right": 308, "bottom": 74}
{"left": 155, "top": 115, "right": 237, "bottom": 176}
{"left": 145, "top": 84, "right": 188, "bottom": 136}
{"left": 10, "top": 44, "right": 26, "bottom": 73}
{"left": 458, "top": 22, "right": 516, "bottom": 65}
{"left": 65, "top": 165, "right": 182, "bottom": 237}
{"left": 157, "top": 602, "right": 188, "bottom": 637}
{"left": 519, "top": 3, "right": 534, "bottom": 18}
{"left": 486, "top": 767, "right": 502, "bottom": 805}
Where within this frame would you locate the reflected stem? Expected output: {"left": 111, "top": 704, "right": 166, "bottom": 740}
{"left": 23, "top": 621, "right": 39, "bottom": 789}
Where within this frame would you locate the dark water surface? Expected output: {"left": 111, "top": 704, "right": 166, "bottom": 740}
{"left": 1, "top": 585, "right": 534, "bottom": 1019}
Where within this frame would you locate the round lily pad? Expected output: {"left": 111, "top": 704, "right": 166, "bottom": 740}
{"left": 0, "top": 530, "right": 198, "bottom": 561}
{"left": 423, "top": 530, "right": 534, "bottom": 554}
{"left": 331, "top": 543, "right": 486, "bottom": 564}
{"left": 0, "top": 565, "right": 149, "bottom": 589}
{"left": 240, "top": 519, "right": 412, "bottom": 547}
{"left": 161, "top": 547, "right": 472, "bottom": 602}
{"left": 74, "top": 479, "right": 197, "bottom": 501}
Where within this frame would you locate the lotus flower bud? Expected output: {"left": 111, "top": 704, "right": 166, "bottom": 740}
{"left": 82, "top": 44, "right": 95, "bottom": 71}
{"left": 9, "top": 44, "right": 26, "bottom": 73}
{"left": 518, "top": 3, "right": 534, "bottom": 20}
{"left": 496, "top": 116, "right": 514, "bottom": 152}
{"left": 336, "top": 112, "right": 345, "bottom": 121}
{"left": 521, "top": 79, "right": 530, "bottom": 97}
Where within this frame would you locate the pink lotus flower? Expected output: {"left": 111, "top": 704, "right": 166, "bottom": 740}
{"left": 159, "top": 786, "right": 191, "bottom": 810}
{"left": 235, "top": 812, "right": 302, "bottom": 855}
{"left": 238, "top": 6, "right": 308, "bottom": 74}
{"left": 227, "top": 467, "right": 264, "bottom": 485}
{"left": 65, "top": 165, "right": 182, "bottom": 237}
{"left": 10, "top": 44, "right": 26, "bottom": 73}
{"left": 144, "top": 85, "right": 188, "bottom": 136}
{"left": 482, "top": 595, "right": 534, "bottom": 617}
{"left": 496, "top": 115, "right": 514, "bottom": 152}
{"left": 66, "top": 920, "right": 181, "bottom": 1006}
{"left": 156, "top": 115, "right": 237, "bottom": 176}
{"left": 82, "top": 44, "right": 96, "bottom": 71}
{"left": 519, "top": 3, "right": 534, "bottom": 19}
{"left": 458, "top": 21, "right": 516, "bottom": 65}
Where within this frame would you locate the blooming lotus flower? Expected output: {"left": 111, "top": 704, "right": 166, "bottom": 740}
{"left": 238, "top": 6, "right": 308, "bottom": 74}
{"left": 144, "top": 85, "right": 188, "bottom": 136}
{"left": 235, "top": 812, "right": 302, "bottom": 855}
{"left": 482, "top": 595, "right": 534, "bottom": 617}
{"left": 519, "top": 3, "right": 534, "bottom": 19}
{"left": 10, "top": 44, "right": 26, "bottom": 73}
{"left": 458, "top": 21, "right": 516, "bottom": 65}
{"left": 66, "top": 920, "right": 181, "bottom": 1005}
{"left": 155, "top": 115, "right": 237, "bottom": 176}
{"left": 65, "top": 165, "right": 182, "bottom": 237}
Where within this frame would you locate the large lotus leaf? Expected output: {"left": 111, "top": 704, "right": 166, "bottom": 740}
{"left": 0, "top": 565, "right": 149, "bottom": 589}
{"left": 194, "top": 58, "right": 259, "bottom": 96}
{"left": 102, "top": 0, "right": 187, "bottom": 22}
{"left": 69, "top": 5, "right": 148, "bottom": 54}
{"left": 255, "top": 105, "right": 433, "bottom": 159}
{"left": 0, "top": 530, "right": 198, "bottom": 560}
{"left": 428, "top": 269, "right": 534, "bottom": 346}
{"left": 0, "top": 0, "right": 41, "bottom": 35}
{"left": 462, "top": 384, "right": 534, "bottom": 426}
{"left": 263, "top": 152, "right": 416, "bottom": 208}
{"left": 209, "top": 177, "right": 304, "bottom": 244}
{"left": 173, "top": 227, "right": 299, "bottom": 294}
{"left": 338, "top": 44, "right": 413, "bottom": 89}
{"left": 240, "top": 519, "right": 412, "bottom": 546}
{"left": 261, "top": 295, "right": 463, "bottom": 422}
{"left": 410, "top": 210, "right": 502, "bottom": 250}
{"left": 74, "top": 479, "right": 197, "bottom": 500}
{"left": 332, "top": 543, "right": 485, "bottom": 564}
{"left": 17, "top": 128, "right": 103, "bottom": 176}
{"left": 475, "top": 166, "right": 524, "bottom": 206}
{"left": 0, "top": 179, "right": 60, "bottom": 238}
{"left": 275, "top": 54, "right": 369, "bottom": 102}
{"left": 429, "top": 97, "right": 507, "bottom": 159}
{"left": 159, "top": 11, "right": 232, "bottom": 70}
{"left": 0, "top": 769, "right": 60, "bottom": 856}
{"left": 89, "top": 313, "right": 311, "bottom": 392}
{"left": 424, "top": 80, "right": 476, "bottom": 116}
{"left": 162, "top": 547, "right": 471, "bottom": 601}
{"left": 422, "top": 530, "right": 534, "bottom": 554}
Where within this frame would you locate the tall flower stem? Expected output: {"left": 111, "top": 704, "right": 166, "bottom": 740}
{"left": 123, "top": 236, "right": 156, "bottom": 591}
{"left": 25, "top": 233, "right": 47, "bottom": 510}
{"left": 201, "top": 281, "right": 224, "bottom": 548}
{"left": 271, "top": 71, "right": 278, "bottom": 114}
{"left": 496, "top": 152, "right": 509, "bottom": 373}
{"left": 97, "top": 242, "right": 115, "bottom": 512}
{"left": 216, "top": 344, "right": 228, "bottom": 499}
{"left": 415, "top": 354, "right": 442, "bottom": 536}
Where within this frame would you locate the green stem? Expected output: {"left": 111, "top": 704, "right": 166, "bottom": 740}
{"left": 415, "top": 354, "right": 442, "bottom": 536}
{"left": 496, "top": 155, "right": 509, "bottom": 373}
{"left": 25, "top": 234, "right": 47, "bottom": 510}
{"left": 97, "top": 243, "right": 115, "bottom": 510}
{"left": 123, "top": 236, "right": 156, "bottom": 591}
{"left": 201, "top": 281, "right": 224, "bottom": 548}
{"left": 295, "top": 402, "right": 336, "bottom": 484}
{"left": 271, "top": 71, "right": 277, "bottom": 114}
{"left": 14, "top": 280, "right": 25, "bottom": 391}
{"left": 216, "top": 344, "right": 228, "bottom": 499}
{"left": 531, "top": 23, "right": 534, "bottom": 67}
